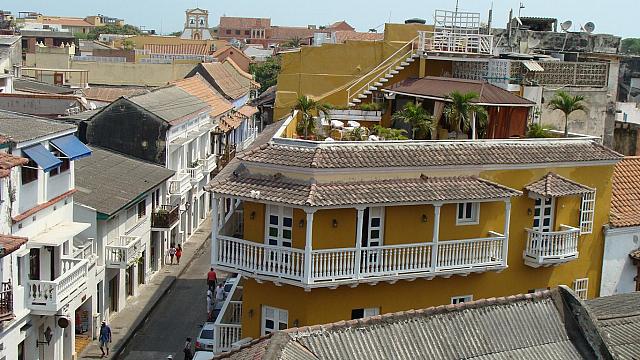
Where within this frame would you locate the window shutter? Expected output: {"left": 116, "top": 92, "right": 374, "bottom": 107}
{"left": 579, "top": 191, "right": 596, "bottom": 234}
{"left": 573, "top": 278, "right": 589, "bottom": 300}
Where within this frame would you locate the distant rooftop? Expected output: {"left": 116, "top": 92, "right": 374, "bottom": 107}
{"left": 0, "top": 109, "right": 76, "bottom": 144}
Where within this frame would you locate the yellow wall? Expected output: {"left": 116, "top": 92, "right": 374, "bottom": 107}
{"left": 69, "top": 61, "right": 196, "bottom": 86}
{"left": 239, "top": 164, "right": 615, "bottom": 339}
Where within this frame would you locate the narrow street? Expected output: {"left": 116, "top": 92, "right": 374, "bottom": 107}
{"left": 120, "top": 239, "right": 212, "bottom": 359}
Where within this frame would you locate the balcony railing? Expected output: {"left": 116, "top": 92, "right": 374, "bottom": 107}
{"left": 187, "top": 163, "right": 204, "bottom": 184}
{"left": 105, "top": 235, "right": 143, "bottom": 269}
{"left": 0, "top": 282, "right": 13, "bottom": 321}
{"left": 199, "top": 153, "right": 217, "bottom": 174}
{"left": 74, "top": 238, "right": 97, "bottom": 266}
{"left": 418, "top": 30, "right": 493, "bottom": 55}
{"left": 168, "top": 171, "right": 191, "bottom": 196}
{"left": 27, "top": 258, "right": 88, "bottom": 314}
{"left": 214, "top": 277, "right": 243, "bottom": 353}
{"left": 217, "top": 145, "right": 237, "bottom": 170}
{"left": 151, "top": 205, "right": 180, "bottom": 229}
{"left": 524, "top": 225, "right": 580, "bottom": 267}
{"left": 215, "top": 232, "right": 505, "bottom": 288}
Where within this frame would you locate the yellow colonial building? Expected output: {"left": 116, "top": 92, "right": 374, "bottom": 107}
{"left": 206, "top": 117, "right": 621, "bottom": 351}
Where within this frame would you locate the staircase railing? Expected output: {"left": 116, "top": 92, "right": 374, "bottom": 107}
{"left": 345, "top": 36, "right": 418, "bottom": 105}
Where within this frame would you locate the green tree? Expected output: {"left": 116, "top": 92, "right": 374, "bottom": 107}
{"left": 250, "top": 56, "right": 281, "bottom": 94}
{"left": 282, "top": 36, "right": 302, "bottom": 48}
{"left": 547, "top": 90, "right": 588, "bottom": 137}
{"left": 391, "top": 102, "right": 436, "bottom": 140}
{"left": 168, "top": 31, "right": 183, "bottom": 37}
{"left": 443, "top": 91, "right": 488, "bottom": 138}
{"left": 79, "top": 24, "right": 142, "bottom": 41}
{"left": 293, "top": 95, "right": 331, "bottom": 139}
{"left": 372, "top": 125, "right": 408, "bottom": 140}
{"left": 621, "top": 38, "right": 640, "bottom": 55}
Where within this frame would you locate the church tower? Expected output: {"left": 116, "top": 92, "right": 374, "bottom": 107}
{"left": 180, "top": 8, "right": 213, "bottom": 40}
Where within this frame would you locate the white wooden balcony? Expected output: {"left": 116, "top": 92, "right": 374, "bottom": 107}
{"left": 524, "top": 225, "right": 580, "bottom": 267}
{"left": 214, "top": 276, "right": 243, "bottom": 353}
{"left": 418, "top": 30, "right": 493, "bottom": 55}
{"left": 187, "top": 163, "right": 204, "bottom": 184}
{"left": 215, "top": 232, "right": 506, "bottom": 288}
{"left": 168, "top": 170, "right": 191, "bottom": 196}
{"left": 105, "top": 235, "right": 143, "bottom": 269}
{"left": 26, "top": 258, "right": 88, "bottom": 315}
{"left": 199, "top": 153, "right": 217, "bottom": 174}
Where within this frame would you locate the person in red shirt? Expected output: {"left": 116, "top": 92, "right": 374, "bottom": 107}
{"left": 207, "top": 268, "right": 217, "bottom": 290}
{"left": 175, "top": 244, "right": 183, "bottom": 265}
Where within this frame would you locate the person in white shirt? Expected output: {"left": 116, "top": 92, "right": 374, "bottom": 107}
{"left": 215, "top": 283, "right": 224, "bottom": 303}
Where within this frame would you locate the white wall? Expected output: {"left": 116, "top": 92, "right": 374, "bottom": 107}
{"left": 616, "top": 102, "right": 640, "bottom": 125}
{"left": 601, "top": 226, "right": 640, "bottom": 296}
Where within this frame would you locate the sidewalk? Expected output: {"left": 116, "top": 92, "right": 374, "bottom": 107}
{"left": 79, "top": 218, "right": 212, "bottom": 360}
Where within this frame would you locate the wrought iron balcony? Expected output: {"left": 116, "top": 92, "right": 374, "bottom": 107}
{"left": 151, "top": 205, "right": 180, "bottom": 229}
{"left": 0, "top": 282, "right": 13, "bottom": 322}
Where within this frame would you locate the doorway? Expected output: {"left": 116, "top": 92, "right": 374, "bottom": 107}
{"left": 108, "top": 276, "right": 118, "bottom": 314}
{"left": 126, "top": 266, "right": 134, "bottom": 297}
{"left": 138, "top": 251, "right": 145, "bottom": 286}
{"left": 533, "top": 197, "right": 554, "bottom": 232}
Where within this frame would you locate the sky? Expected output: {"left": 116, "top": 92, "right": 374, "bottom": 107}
{"left": 6, "top": 0, "right": 638, "bottom": 38}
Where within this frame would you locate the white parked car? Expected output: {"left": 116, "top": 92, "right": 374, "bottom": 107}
{"left": 195, "top": 322, "right": 215, "bottom": 352}
{"left": 193, "top": 351, "right": 214, "bottom": 360}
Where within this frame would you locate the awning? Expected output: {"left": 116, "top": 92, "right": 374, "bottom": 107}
{"left": 523, "top": 60, "right": 544, "bottom": 72}
{"left": 50, "top": 134, "right": 92, "bottom": 161}
{"left": 22, "top": 144, "right": 62, "bottom": 172}
{"left": 27, "top": 221, "right": 91, "bottom": 248}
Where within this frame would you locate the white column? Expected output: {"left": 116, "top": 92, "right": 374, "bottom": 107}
{"left": 503, "top": 200, "right": 512, "bottom": 267}
{"left": 431, "top": 203, "right": 441, "bottom": 271}
{"left": 303, "top": 210, "right": 315, "bottom": 285}
{"left": 211, "top": 194, "right": 219, "bottom": 267}
{"left": 354, "top": 207, "right": 365, "bottom": 279}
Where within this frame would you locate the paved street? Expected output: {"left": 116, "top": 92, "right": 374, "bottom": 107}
{"left": 120, "top": 238, "right": 212, "bottom": 359}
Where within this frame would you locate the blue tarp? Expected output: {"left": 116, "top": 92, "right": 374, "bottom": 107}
{"left": 50, "top": 134, "right": 91, "bottom": 161}
{"left": 22, "top": 144, "right": 61, "bottom": 172}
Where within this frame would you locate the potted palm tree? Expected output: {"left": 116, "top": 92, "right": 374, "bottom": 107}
{"left": 443, "top": 91, "right": 488, "bottom": 139}
{"left": 293, "top": 95, "right": 331, "bottom": 140}
{"left": 547, "top": 91, "right": 588, "bottom": 137}
{"left": 391, "top": 102, "right": 436, "bottom": 140}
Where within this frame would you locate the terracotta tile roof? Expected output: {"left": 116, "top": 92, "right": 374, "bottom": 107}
{"left": 173, "top": 75, "right": 234, "bottom": 118}
{"left": 218, "top": 287, "right": 616, "bottom": 360}
{"left": 211, "top": 174, "right": 521, "bottom": 207}
{"left": 42, "top": 16, "right": 94, "bottom": 27}
{"left": 268, "top": 26, "right": 317, "bottom": 41}
{"left": 82, "top": 86, "right": 152, "bottom": 103}
{"left": 333, "top": 31, "right": 384, "bottom": 43}
{"left": 219, "top": 17, "right": 271, "bottom": 29}
{"left": 0, "top": 234, "right": 27, "bottom": 258}
{"left": 237, "top": 105, "right": 258, "bottom": 118}
{"left": 13, "top": 189, "right": 77, "bottom": 223}
{"left": 0, "top": 152, "right": 28, "bottom": 178}
{"left": 219, "top": 112, "right": 245, "bottom": 131}
{"left": 239, "top": 140, "right": 622, "bottom": 170}
{"left": 386, "top": 77, "right": 535, "bottom": 106}
{"left": 191, "top": 61, "right": 255, "bottom": 100}
{"left": 631, "top": 249, "right": 640, "bottom": 261}
{"left": 611, "top": 157, "right": 640, "bottom": 227}
{"left": 328, "top": 21, "right": 355, "bottom": 31}
{"left": 524, "top": 172, "right": 594, "bottom": 197}
{"left": 143, "top": 43, "right": 211, "bottom": 55}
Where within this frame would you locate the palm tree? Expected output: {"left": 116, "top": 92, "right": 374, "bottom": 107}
{"left": 372, "top": 125, "right": 408, "bottom": 140}
{"left": 547, "top": 91, "right": 587, "bottom": 137}
{"left": 283, "top": 36, "right": 303, "bottom": 48}
{"left": 443, "top": 91, "right": 488, "bottom": 139}
{"left": 292, "top": 95, "right": 330, "bottom": 139}
{"left": 391, "top": 102, "right": 435, "bottom": 140}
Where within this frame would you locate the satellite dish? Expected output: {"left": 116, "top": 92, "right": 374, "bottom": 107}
{"left": 560, "top": 20, "right": 572, "bottom": 32}
{"left": 583, "top": 22, "right": 595, "bottom": 34}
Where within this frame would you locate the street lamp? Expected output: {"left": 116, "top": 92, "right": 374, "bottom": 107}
{"left": 36, "top": 326, "right": 53, "bottom": 347}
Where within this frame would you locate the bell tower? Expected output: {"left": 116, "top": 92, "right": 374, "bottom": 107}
{"left": 180, "top": 8, "right": 213, "bottom": 40}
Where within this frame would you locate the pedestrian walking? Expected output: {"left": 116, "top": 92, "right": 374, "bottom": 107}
{"left": 207, "top": 288, "right": 213, "bottom": 316}
{"left": 99, "top": 321, "right": 112, "bottom": 358}
{"left": 206, "top": 267, "right": 217, "bottom": 290}
{"left": 176, "top": 244, "right": 183, "bottom": 265}
{"left": 168, "top": 244, "right": 176, "bottom": 265}
{"left": 215, "top": 283, "right": 225, "bottom": 303}
{"left": 183, "top": 337, "right": 193, "bottom": 360}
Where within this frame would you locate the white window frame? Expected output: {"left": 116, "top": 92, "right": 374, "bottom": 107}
{"left": 365, "top": 207, "right": 384, "bottom": 247}
{"left": 456, "top": 202, "right": 479, "bottom": 225}
{"left": 579, "top": 191, "right": 596, "bottom": 234}
{"left": 574, "top": 278, "right": 589, "bottom": 300}
{"left": 265, "top": 205, "right": 293, "bottom": 247}
{"left": 532, "top": 196, "right": 555, "bottom": 232}
{"left": 261, "top": 305, "right": 288, "bottom": 336}
{"left": 451, "top": 295, "right": 473, "bottom": 304}
{"left": 364, "top": 307, "right": 380, "bottom": 317}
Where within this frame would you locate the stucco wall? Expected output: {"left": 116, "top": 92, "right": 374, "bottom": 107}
{"left": 601, "top": 226, "right": 640, "bottom": 296}
{"left": 70, "top": 61, "right": 196, "bottom": 86}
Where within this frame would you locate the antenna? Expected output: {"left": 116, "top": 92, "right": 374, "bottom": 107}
{"left": 560, "top": 20, "right": 572, "bottom": 32}
{"left": 582, "top": 22, "right": 595, "bottom": 34}
{"left": 518, "top": 2, "right": 525, "bottom": 18}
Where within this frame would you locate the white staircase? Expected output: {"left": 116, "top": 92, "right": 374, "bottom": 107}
{"left": 346, "top": 36, "right": 419, "bottom": 107}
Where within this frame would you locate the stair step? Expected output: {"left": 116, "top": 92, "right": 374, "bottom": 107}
{"left": 351, "top": 98, "right": 362, "bottom": 103}
{"left": 348, "top": 102, "right": 356, "bottom": 107}
{"left": 400, "top": 62, "right": 410, "bottom": 66}
{"left": 395, "top": 66, "right": 404, "bottom": 71}
{"left": 358, "top": 94, "right": 368, "bottom": 99}
{"left": 368, "top": 86, "right": 378, "bottom": 91}
{"left": 411, "top": 53, "right": 420, "bottom": 58}
{"left": 406, "top": 57, "right": 415, "bottom": 63}
{"left": 385, "top": 74, "right": 394, "bottom": 79}
{"left": 363, "top": 90, "right": 372, "bottom": 95}
{"left": 379, "top": 78, "right": 389, "bottom": 83}
{"left": 373, "top": 82, "right": 383, "bottom": 87}
{"left": 390, "top": 70, "right": 399, "bottom": 75}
